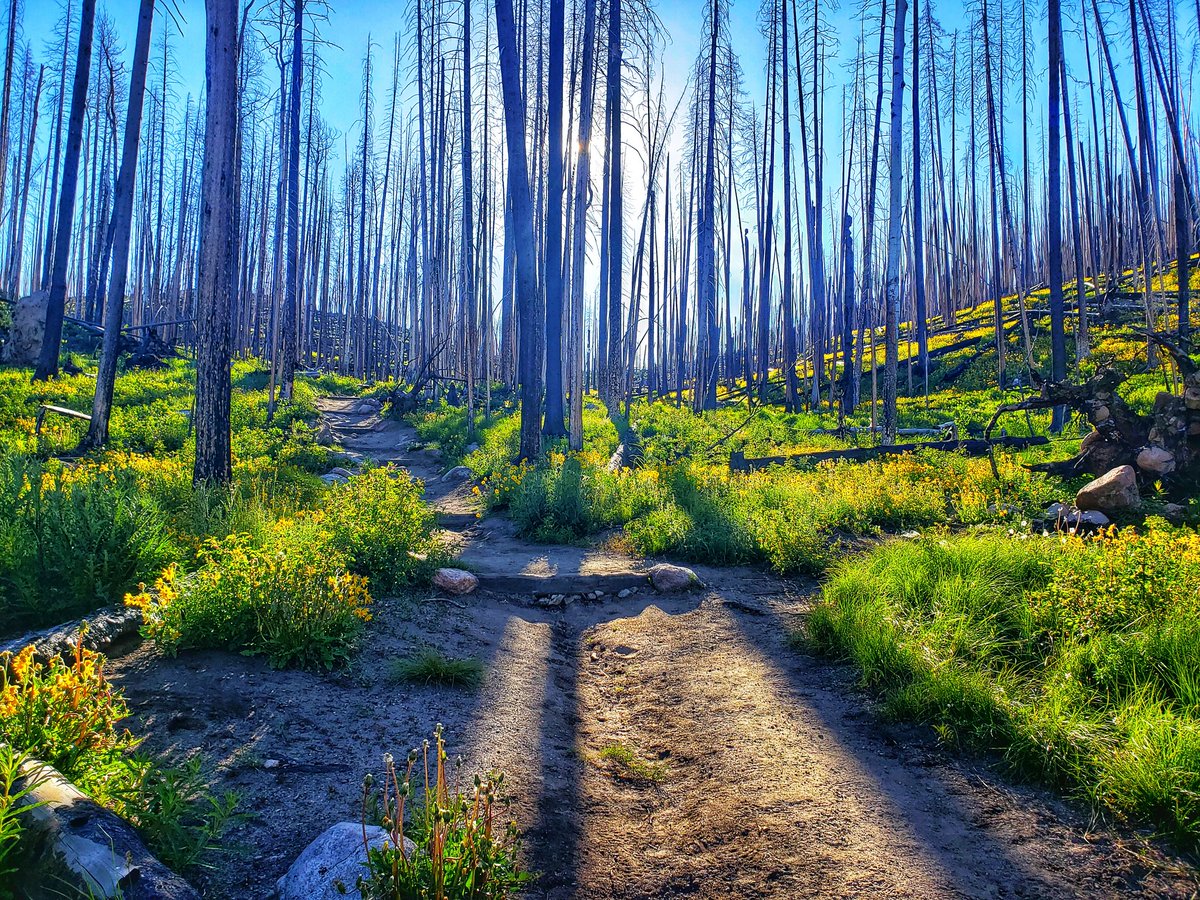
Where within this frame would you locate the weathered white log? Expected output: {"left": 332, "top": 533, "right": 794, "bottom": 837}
{"left": 13, "top": 758, "right": 199, "bottom": 899}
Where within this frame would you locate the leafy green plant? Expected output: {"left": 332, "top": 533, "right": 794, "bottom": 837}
{"left": 0, "top": 745, "right": 44, "bottom": 893}
{"left": 100, "top": 754, "right": 240, "bottom": 874}
{"left": 357, "top": 726, "right": 531, "bottom": 900}
{"left": 388, "top": 651, "right": 484, "bottom": 689}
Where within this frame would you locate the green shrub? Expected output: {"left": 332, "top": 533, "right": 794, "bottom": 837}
{"left": 129, "top": 523, "right": 373, "bottom": 672}
{"left": 0, "top": 455, "right": 178, "bottom": 636}
{"left": 322, "top": 466, "right": 440, "bottom": 592}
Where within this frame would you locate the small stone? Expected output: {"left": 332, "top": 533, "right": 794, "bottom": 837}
{"left": 586, "top": 592, "right": 598, "bottom": 601}
{"left": 648, "top": 563, "right": 701, "bottom": 592}
{"left": 1076, "top": 465, "right": 1140, "bottom": 513}
{"left": 432, "top": 568, "right": 479, "bottom": 596}
{"left": 1136, "top": 445, "right": 1176, "bottom": 477}
{"left": 1076, "top": 509, "right": 1111, "bottom": 528}
{"left": 319, "top": 472, "right": 348, "bottom": 486}
{"left": 617, "top": 588, "right": 634, "bottom": 599}
{"left": 465, "top": 443, "right": 480, "bottom": 454}
{"left": 594, "top": 590, "right": 605, "bottom": 597}
{"left": 1091, "top": 404, "right": 1111, "bottom": 424}
{"left": 263, "top": 759, "right": 280, "bottom": 769}
{"left": 441, "top": 465, "right": 473, "bottom": 482}
{"left": 900, "top": 530, "right": 921, "bottom": 539}
{"left": 330, "top": 466, "right": 354, "bottom": 479}
{"left": 277, "top": 822, "right": 412, "bottom": 900}
{"left": 1163, "top": 502, "right": 1187, "bottom": 524}
{"left": 1185, "top": 388, "right": 1200, "bottom": 411}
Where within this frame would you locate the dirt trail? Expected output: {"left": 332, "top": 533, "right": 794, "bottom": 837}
{"left": 104, "top": 399, "right": 1200, "bottom": 899}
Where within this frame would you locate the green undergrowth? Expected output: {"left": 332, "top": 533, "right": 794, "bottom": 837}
{"left": 805, "top": 524, "right": 1200, "bottom": 851}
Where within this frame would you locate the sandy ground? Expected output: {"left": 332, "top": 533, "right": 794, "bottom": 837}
{"left": 104, "top": 398, "right": 1200, "bottom": 899}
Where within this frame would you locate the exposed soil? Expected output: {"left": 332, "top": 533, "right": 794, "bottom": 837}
{"left": 105, "top": 398, "right": 1200, "bottom": 899}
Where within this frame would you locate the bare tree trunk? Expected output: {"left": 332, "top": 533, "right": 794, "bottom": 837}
{"left": 543, "top": 0, "right": 567, "bottom": 435}
{"left": 34, "top": 0, "right": 96, "bottom": 381}
{"left": 495, "top": 0, "right": 543, "bottom": 461}
{"left": 84, "top": 0, "right": 155, "bottom": 448}
{"left": 1048, "top": 0, "right": 1068, "bottom": 432}
{"left": 193, "top": 0, "right": 240, "bottom": 485}
{"left": 280, "top": 0, "right": 304, "bottom": 401}
{"left": 568, "top": 0, "right": 598, "bottom": 451}
{"left": 882, "top": 0, "right": 908, "bottom": 444}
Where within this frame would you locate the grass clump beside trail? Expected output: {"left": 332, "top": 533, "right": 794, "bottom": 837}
{"left": 0, "top": 638, "right": 239, "bottom": 884}
{"left": 805, "top": 523, "right": 1200, "bottom": 850}
{"left": 389, "top": 650, "right": 485, "bottom": 688}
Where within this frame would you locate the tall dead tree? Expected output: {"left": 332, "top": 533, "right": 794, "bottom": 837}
{"left": 34, "top": 0, "right": 96, "bottom": 381}
{"left": 193, "top": 0, "right": 241, "bottom": 485}
{"left": 881, "top": 0, "right": 908, "bottom": 444}
{"left": 84, "top": 0, "right": 155, "bottom": 449}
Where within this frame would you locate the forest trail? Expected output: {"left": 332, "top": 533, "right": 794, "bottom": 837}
{"left": 105, "top": 400, "right": 1200, "bottom": 899}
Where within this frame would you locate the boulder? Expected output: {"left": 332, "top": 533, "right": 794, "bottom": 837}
{"left": 433, "top": 568, "right": 478, "bottom": 596}
{"left": 319, "top": 472, "right": 348, "bottom": 486}
{"left": 354, "top": 398, "right": 382, "bottom": 415}
{"left": 1136, "top": 445, "right": 1176, "bottom": 477}
{"left": 1076, "top": 465, "right": 1140, "bottom": 513}
{"left": 276, "top": 822, "right": 412, "bottom": 900}
{"left": 648, "top": 564, "right": 701, "bottom": 592}
{"left": 441, "top": 465, "right": 473, "bottom": 483}
{"left": 330, "top": 466, "right": 355, "bottom": 479}
{"left": 316, "top": 421, "right": 334, "bottom": 446}
{"left": 0, "top": 290, "right": 48, "bottom": 365}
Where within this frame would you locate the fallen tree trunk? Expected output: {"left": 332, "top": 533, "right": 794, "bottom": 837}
{"left": 14, "top": 756, "right": 199, "bottom": 899}
{"left": 988, "top": 334, "right": 1200, "bottom": 486}
{"left": 730, "top": 436, "right": 1049, "bottom": 472}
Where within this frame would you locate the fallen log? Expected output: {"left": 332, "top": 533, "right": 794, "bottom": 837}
{"left": 34, "top": 404, "right": 91, "bottom": 435}
{"left": 13, "top": 756, "right": 200, "bottom": 900}
{"left": 729, "top": 436, "right": 1049, "bottom": 472}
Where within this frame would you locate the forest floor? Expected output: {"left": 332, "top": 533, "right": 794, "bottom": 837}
{"left": 105, "top": 398, "right": 1200, "bottom": 899}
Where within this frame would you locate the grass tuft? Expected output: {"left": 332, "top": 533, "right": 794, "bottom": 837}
{"left": 388, "top": 650, "right": 485, "bottom": 688}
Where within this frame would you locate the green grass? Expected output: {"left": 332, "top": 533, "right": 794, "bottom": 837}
{"left": 596, "top": 743, "right": 667, "bottom": 783}
{"left": 804, "top": 526, "right": 1200, "bottom": 851}
{"left": 388, "top": 650, "right": 486, "bottom": 688}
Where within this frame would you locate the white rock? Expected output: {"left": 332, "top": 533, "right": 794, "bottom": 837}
{"left": 648, "top": 564, "right": 701, "bottom": 592}
{"left": 276, "top": 822, "right": 412, "bottom": 900}
{"left": 433, "top": 568, "right": 478, "bottom": 596}
{"left": 441, "top": 465, "right": 473, "bottom": 482}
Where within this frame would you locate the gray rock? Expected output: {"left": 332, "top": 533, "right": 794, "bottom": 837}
{"left": 1136, "top": 445, "right": 1176, "bottom": 477}
{"left": 354, "top": 398, "right": 382, "bottom": 415}
{"left": 441, "top": 465, "right": 473, "bottom": 483}
{"left": 648, "top": 563, "right": 701, "bottom": 592}
{"left": 433, "top": 568, "right": 478, "bottom": 595}
{"left": 1076, "top": 465, "right": 1140, "bottom": 513}
{"left": 1163, "top": 502, "right": 1187, "bottom": 524}
{"left": 330, "top": 467, "right": 355, "bottom": 479}
{"left": 316, "top": 421, "right": 334, "bottom": 446}
{"left": 617, "top": 588, "right": 634, "bottom": 599}
{"left": 276, "top": 822, "right": 412, "bottom": 900}
{"left": 319, "top": 472, "right": 348, "bottom": 486}
{"left": 465, "top": 443, "right": 480, "bottom": 454}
